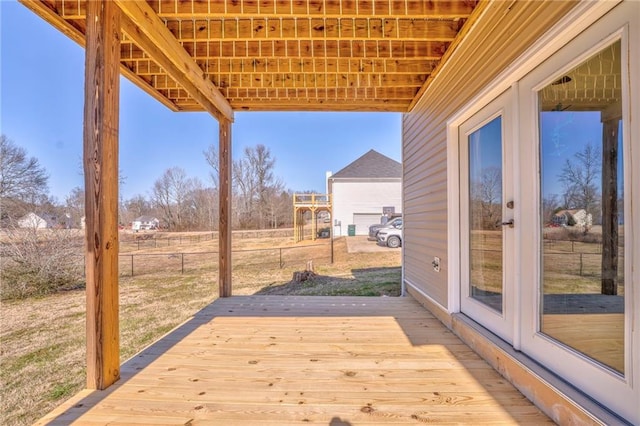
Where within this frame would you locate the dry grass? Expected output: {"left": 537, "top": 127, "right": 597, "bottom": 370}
{"left": 469, "top": 229, "right": 625, "bottom": 295}
{"left": 0, "top": 235, "right": 400, "bottom": 426}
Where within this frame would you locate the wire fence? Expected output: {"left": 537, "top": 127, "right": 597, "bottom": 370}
{"left": 117, "top": 242, "right": 333, "bottom": 277}
{"left": 119, "top": 229, "right": 295, "bottom": 252}
{"left": 471, "top": 237, "right": 625, "bottom": 281}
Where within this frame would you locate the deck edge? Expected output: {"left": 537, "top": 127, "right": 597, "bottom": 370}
{"left": 406, "top": 282, "right": 629, "bottom": 426}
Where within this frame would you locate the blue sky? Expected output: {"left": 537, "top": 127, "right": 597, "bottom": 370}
{"left": 0, "top": 1, "right": 402, "bottom": 202}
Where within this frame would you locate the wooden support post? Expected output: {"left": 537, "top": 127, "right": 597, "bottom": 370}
{"left": 601, "top": 118, "right": 619, "bottom": 295}
{"left": 311, "top": 208, "right": 317, "bottom": 241}
{"left": 219, "top": 118, "right": 232, "bottom": 297}
{"left": 293, "top": 207, "right": 298, "bottom": 242}
{"left": 84, "top": 0, "right": 121, "bottom": 390}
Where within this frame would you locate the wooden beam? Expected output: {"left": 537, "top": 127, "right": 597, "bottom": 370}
{"left": 218, "top": 118, "right": 232, "bottom": 297}
{"left": 149, "top": 0, "right": 476, "bottom": 19}
{"left": 122, "top": 57, "right": 438, "bottom": 76}
{"left": 225, "top": 100, "right": 410, "bottom": 112}
{"left": 115, "top": 0, "right": 234, "bottom": 122}
{"left": 84, "top": 0, "right": 121, "bottom": 390}
{"left": 163, "top": 18, "right": 461, "bottom": 42}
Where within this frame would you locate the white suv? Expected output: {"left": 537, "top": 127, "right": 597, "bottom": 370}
{"left": 377, "top": 223, "right": 402, "bottom": 248}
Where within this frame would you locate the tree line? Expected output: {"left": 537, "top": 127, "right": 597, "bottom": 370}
{"left": 0, "top": 134, "right": 299, "bottom": 231}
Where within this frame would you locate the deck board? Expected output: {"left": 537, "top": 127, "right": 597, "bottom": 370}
{"left": 36, "top": 296, "right": 553, "bottom": 425}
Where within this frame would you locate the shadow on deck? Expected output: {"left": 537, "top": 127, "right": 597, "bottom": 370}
{"left": 37, "top": 296, "right": 552, "bottom": 425}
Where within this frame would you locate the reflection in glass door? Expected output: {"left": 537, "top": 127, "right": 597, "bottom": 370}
{"left": 538, "top": 40, "right": 625, "bottom": 374}
{"left": 460, "top": 90, "right": 513, "bottom": 343}
{"left": 468, "top": 117, "right": 504, "bottom": 313}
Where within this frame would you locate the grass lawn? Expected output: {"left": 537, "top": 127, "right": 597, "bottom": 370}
{"left": 0, "top": 236, "right": 401, "bottom": 426}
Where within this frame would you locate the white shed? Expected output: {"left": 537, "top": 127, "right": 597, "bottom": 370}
{"left": 328, "top": 150, "right": 401, "bottom": 236}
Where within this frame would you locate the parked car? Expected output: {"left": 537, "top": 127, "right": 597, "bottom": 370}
{"left": 317, "top": 227, "right": 330, "bottom": 238}
{"left": 368, "top": 216, "right": 402, "bottom": 241}
{"left": 377, "top": 222, "right": 403, "bottom": 248}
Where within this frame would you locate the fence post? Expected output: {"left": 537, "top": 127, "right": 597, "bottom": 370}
{"left": 181, "top": 253, "right": 185, "bottom": 274}
{"left": 579, "top": 253, "right": 583, "bottom": 276}
{"left": 130, "top": 254, "right": 134, "bottom": 277}
{"left": 571, "top": 241, "right": 574, "bottom": 252}
{"left": 331, "top": 237, "right": 334, "bottom": 264}
{"left": 279, "top": 248, "right": 283, "bottom": 268}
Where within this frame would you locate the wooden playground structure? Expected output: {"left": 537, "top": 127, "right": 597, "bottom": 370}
{"left": 293, "top": 194, "right": 332, "bottom": 242}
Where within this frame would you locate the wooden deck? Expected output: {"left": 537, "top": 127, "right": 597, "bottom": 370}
{"left": 37, "top": 296, "right": 552, "bottom": 425}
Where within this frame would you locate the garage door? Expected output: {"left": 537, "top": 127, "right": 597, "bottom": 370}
{"left": 352, "top": 214, "right": 381, "bottom": 236}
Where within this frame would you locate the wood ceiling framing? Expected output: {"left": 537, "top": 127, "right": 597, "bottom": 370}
{"left": 22, "top": 0, "right": 482, "bottom": 115}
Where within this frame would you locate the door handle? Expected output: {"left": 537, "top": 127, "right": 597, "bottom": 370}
{"left": 501, "top": 219, "right": 514, "bottom": 228}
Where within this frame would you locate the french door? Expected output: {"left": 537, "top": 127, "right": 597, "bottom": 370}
{"left": 517, "top": 5, "right": 636, "bottom": 419}
{"left": 459, "top": 89, "right": 514, "bottom": 343}
{"left": 456, "top": 2, "right": 638, "bottom": 422}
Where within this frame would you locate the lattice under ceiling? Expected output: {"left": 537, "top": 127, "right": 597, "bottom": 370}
{"left": 22, "top": 0, "right": 481, "bottom": 114}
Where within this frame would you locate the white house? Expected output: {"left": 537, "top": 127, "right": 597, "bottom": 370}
{"left": 131, "top": 216, "right": 160, "bottom": 232}
{"left": 328, "top": 150, "right": 401, "bottom": 236}
{"left": 551, "top": 209, "right": 593, "bottom": 229}
{"left": 17, "top": 212, "right": 49, "bottom": 229}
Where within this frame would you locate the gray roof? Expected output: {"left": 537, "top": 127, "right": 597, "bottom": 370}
{"left": 330, "top": 149, "right": 401, "bottom": 179}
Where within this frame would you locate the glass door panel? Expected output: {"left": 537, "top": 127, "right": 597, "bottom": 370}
{"left": 538, "top": 40, "right": 625, "bottom": 374}
{"left": 460, "top": 89, "right": 513, "bottom": 343}
{"left": 469, "top": 117, "right": 504, "bottom": 313}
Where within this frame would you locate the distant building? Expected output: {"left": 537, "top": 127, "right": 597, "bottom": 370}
{"left": 17, "top": 212, "right": 49, "bottom": 229}
{"left": 328, "top": 150, "right": 402, "bottom": 236}
{"left": 17, "top": 212, "right": 71, "bottom": 229}
{"left": 131, "top": 215, "right": 160, "bottom": 231}
{"left": 551, "top": 209, "right": 593, "bottom": 229}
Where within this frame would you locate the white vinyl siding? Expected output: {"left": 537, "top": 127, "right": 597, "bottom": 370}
{"left": 331, "top": 179, "right": 401, "bottom": 236}
{"left": 402, "top": 0, "right": 576, "bottom": 309}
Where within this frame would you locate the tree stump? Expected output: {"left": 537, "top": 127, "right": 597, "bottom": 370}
{"left": 292, "top": 261, "right": 316, "bottom": 282}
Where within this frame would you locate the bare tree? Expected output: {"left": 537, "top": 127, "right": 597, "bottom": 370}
{"left": 205, "top": 143, "right": 290, "bottom": 229}
{"left": 542, "top": 193, "right": 561, "bottom": 225}
{"left": 232, "top": 155, "right": 256, "bottom": 228}
{"left": 265, "top": 188, "right": 293, "bottom": 228}
{"left": 559, "top": 143, "right": 601, "bottom": 220}
{"left": 470, "top": 166, "right": 502, "bottom": 230}
{"left": 247, "top": 145, "right": 277, "bottom": 229}
{"left": 65, "top": 187, "right": 85, "bottom": 228}
{"left": 203, "top": 144, "right": 219, "bottom": 190}
{"left": 152, "top": 167, "right": 198, "bottom": 230}
{"left": 121, "top": 194, "right": 153, "bottom": 227}
{"left": 0, "top": 135, "right": 49, "bottom": 221}
{"left": 186, "top": 184, "right": 217, "bottom": 230}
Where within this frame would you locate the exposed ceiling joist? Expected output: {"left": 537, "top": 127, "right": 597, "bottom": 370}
{"left": 21, "top": 0, "right": 481, "bottom": 113}
{"left": 115, "top": 0, "right": 234, "bottom": 122}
